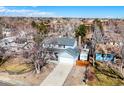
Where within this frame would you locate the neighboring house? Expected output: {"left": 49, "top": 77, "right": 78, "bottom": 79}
{"left": 42, "top": 37, "right": 77, "bottom": 49}
{"left": 22, "top": 42, "right": 34, "bottom": 50}
{"left": 0, "top": 37, "right": 16, "bottom": 48}
{"left": 0, "top": 36, "right": 34, "bottom": 53}
{"left": 2, "top": 28, "right": 12, "bottom": 38}
{"left": 0, "top": 37, "right": 20, "bottom": 52}
{"left": 58, "top": 48, "right": 79, "bottom": 64}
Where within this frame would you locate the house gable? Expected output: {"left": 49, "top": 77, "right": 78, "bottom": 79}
{"left": 59, "top": 48, "right": 80, "bottom": 59}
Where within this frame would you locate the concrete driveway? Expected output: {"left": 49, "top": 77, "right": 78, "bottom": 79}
{"left": 41, "top": 62, "right": 73, "bottom": 86}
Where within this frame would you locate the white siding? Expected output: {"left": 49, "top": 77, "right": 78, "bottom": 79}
{"left": 58, "top": 52, "right": 75, "bottom": 64}
{"left": 58, "top": 57, "right": 75, "bottom": 64}
{"left": 80, "top": 53, "right": 88, "bottom": 61}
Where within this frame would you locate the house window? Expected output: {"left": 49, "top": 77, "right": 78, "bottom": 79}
{"left": 5, "top": 42, "right": 7, "bottom": 45}
{"left": 63, "top": 45, "right": 65, "bottom": 48}
{"left": 58, "top": 44, "right": 62, "bottom": 47}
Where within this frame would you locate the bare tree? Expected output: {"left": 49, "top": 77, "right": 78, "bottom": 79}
{"left": 30, "top": 21, "right": 50, "bottom": 73}
{"left": 30, "top": 46, "right": 50, "bottom": 74}
{"left": 0, "top": 23, "right": 3, "bottom": 39}
{"left": 91, "top": 19, "right": 108, "bottom": 66}
{"left": 111, "top": 22, "right": 124, "bottom": 75}
{"left": 120, "top": 25, "right": 124, "bottom": 75}
{"left": 120, "top": 46, "right": 124, "bottom": 74}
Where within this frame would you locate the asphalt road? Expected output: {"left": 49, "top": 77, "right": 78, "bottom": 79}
{"left": 0, "top": 81, "right": 13, "bottom": 86}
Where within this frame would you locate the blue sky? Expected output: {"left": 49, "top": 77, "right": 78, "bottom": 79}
{"left": 0, "top": 6, "right": 124, "bottom": 18}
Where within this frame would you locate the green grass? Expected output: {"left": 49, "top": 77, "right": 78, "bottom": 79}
{"left": 87, "top": 71, "right": 124, "bottom": 86}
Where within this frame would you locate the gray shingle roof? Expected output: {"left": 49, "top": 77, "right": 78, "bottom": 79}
{"left": 65, "top": 48, "right": 80, "bottom": 58}
{"left": 57, "top": 37, "right": 75, "bottom": 46}
{"left": 43, "top": 37, "right": 76, "bottom": 46}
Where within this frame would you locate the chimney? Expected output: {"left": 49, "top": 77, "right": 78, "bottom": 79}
{"left": 78, "top": 36, "right": 81, "bottom": 49}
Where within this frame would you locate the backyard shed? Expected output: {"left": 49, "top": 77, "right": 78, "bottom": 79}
{"left": 95, "top": 53, "right": 115, "bottom": 63}
{"left": 80, "top": 49, "right": 89, "bottom": 61}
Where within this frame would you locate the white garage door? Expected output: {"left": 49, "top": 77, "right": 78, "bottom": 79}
{"left": 59, "top": 57, "right": 75, "bottom": 64}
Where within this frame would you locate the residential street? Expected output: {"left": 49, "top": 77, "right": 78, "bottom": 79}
{"left": 0, "top": 81, "right": 13, "bottom": 86}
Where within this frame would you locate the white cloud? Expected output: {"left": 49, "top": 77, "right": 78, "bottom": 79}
{"left": 28, "top": 12, "right": 54, "bottom": 17}
{"left": 0, "top": 6, "right": 6, "bottom": 12}
{"left": 0, "top": 6, "right": 55, "bottom": 17}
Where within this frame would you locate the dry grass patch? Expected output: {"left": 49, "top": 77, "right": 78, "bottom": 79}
{"left": 0, "top": 56, "right": 34, "bottom": 74}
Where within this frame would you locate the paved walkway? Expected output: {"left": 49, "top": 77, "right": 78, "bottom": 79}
{"left": 40, "top": 62, "right": 73, "bottom": 86}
